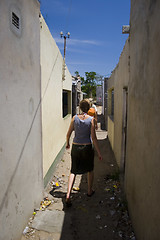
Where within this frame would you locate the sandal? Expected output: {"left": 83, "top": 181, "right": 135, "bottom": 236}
{"left": 87, "top": 190, "right": 95, "bottom": 197}
{"left": 65, "top": 198, "right": 72, "bottom": 207}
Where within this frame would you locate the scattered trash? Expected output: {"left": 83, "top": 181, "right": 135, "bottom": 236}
{"left": 22, "top": 152, "right": 135, "bottom": 240}
{"left": 118, "top": 231, "right": 123, "bottom": 238}
{"left": 50, "top": 181, "right": 61, "bottom": 190}
{"left": 130, "top": 232, "right": 135, "bottom": 239}
{"left": 40, "top": 199, "right": 52, "bottom": 210}
{"left": 110, "top": 210, "right": 116, "bottom": 216}
{"left": 131, "top": 237, "right": 136, "bottom": 240}
{"left": 110, "top": 197, "right": 115, "bottom": 200}
{"left": 55, "top": 182, "right": 59, "bottom": 187}
{"left": 23, "top": 226, "right": 29, "bottom": 235}
{"left": 73, "top": 187, "right": 80, "bottom": 191}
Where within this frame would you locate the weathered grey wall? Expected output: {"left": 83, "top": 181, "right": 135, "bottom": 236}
{"left": 108, "top": 0, "right": 160, "bottom": 239}
{"left": 125, "top": 0, "right": 160, "bottom": 239}
{"left": 113, "top": 39, "right": 130, "bottom": 166}
{"left": 96, "top": 85, "right": 103, "bottom": 105}
{"left": 0, "top": 1, "right": 43, "bottom": 240}
{"left": 107, "top": 39, "right": 130, "bottom": 165}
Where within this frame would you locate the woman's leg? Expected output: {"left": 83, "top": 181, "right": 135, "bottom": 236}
{"left": 87, "top": 171, "right": 94, "bottom": 195}
{"left": 66, "top": 173, "right": 76, "bottom": 199}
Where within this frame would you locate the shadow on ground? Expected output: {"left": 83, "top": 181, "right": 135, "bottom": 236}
{"left": 49, "top": 137, "right": 135, "bottom": 240}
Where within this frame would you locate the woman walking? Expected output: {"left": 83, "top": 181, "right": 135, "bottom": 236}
{"left": 65, "top": 99, "right": 102, "bottom": 207}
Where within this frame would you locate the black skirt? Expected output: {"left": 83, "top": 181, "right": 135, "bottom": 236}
{"left": 71, "top": 144, "right": 94, "bottom": 174}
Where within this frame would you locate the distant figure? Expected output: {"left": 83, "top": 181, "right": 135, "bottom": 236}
{"left": 65, "top": 99, "right": 102, "bottom": 207}
{"left": 88, "top": 98, "right": 98, "bottom": 130}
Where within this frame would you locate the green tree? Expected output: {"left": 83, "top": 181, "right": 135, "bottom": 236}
{"left": 75, "top": 71, "right": 80, "bottom": 77}
{"left": 81, "top": 71, "right": 97, "bottom": 98}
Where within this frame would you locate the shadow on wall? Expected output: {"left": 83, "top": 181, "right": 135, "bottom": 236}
{"left": 97, "top": 114, "right": 106, "bottom": 130}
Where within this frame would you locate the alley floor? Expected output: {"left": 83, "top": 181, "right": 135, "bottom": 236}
{"left": 21, "top": 123, "right": 136, "bottom": 240}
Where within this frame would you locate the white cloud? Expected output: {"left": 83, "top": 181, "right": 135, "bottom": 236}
{"left": 54, "top": 38, "right": 101, "bottom": 46}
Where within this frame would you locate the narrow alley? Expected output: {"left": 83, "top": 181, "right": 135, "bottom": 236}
{"left": 1, "top": 1, "right": 160, "bottom": 240}
{"left": 21, "top": 109, "right": 135, "bottom": 240}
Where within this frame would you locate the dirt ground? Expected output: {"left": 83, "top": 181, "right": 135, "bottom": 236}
{"left": 21, "top": 126, "right": 136, "bottom": 240}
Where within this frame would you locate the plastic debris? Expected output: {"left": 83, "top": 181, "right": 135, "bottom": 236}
{"left": 22, "top": 153, "right": 136, "bottom": 240}
{"left": 110, "top": 197, "right": 115, "bottom": 200}
{"left": 110, "top": 210, "right": 116, "bottom": 216}
{"left": 23, "top": 226, "right": 29, "bottom": 235}
{"left": 50, "top": 181, "right": 61, "bottom": 191}
{"left": 73, "top": 187, "right": 80, "bottom": 191}
{"left": 118, "top": 231, "right": 123, "bottom": 238}
{"left": 131, "top": 237, "right": 136, "bottom": 240}
{"left": 55, "top": 182, "right": 59, "bottom": 187}
{"left": 42, "top": 200, "right": 51, "bottom": 208}
{"left": 40, "top": 199, "right": 52, "bottom": 210}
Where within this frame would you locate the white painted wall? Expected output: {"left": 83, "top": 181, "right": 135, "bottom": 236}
{"left": 0, "top": 1, "right": 43, "bottom": 240}
{"left": 40, "top": 16, "right": 72, "bottom": 180}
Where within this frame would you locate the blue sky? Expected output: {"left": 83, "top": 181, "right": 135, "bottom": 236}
{"left": 40, "top": 0, "right": 130, "bottom": 77}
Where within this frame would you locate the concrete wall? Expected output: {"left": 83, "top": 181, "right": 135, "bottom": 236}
{"left": 107, "top": 39, "right": 130, "bottom": 166}
{"left": 0, "top": 1, "right": 43, "bottom": 240}
{"left": 107, "top": 0, "right": 160, "bottom": 238}
{"left": 103, "top": 77, "right": 108, "bottom": 130}
{"left": 125, "top": 0, "right": 160, "bottom": 239}
{"left": 96, "top": 85, "right": 103, "bottom": 105}
{"left": 40, "top": 16, "right": 72, "bottom": 184}
{"left": 113, "top": 40, "right": 130, "bottom": 166}
{"left": 108, "top": 117, "right": 114, "bottom": 150}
